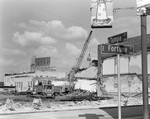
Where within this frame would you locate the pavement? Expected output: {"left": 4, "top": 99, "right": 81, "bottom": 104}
{"left": 0, "top": 103, "right": 143, "bottom": 115}
{"left": 0, "top": 105, "right": 149, "bottom": 119}
{"left": 0, "top": 105, "right": 110, "bottom": 115}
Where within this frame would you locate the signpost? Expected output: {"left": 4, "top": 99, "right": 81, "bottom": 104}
{"left": 101, "top": 43, "right": 133, "bottom": 119}
{"left": 117, "top": 54, "right": 121, "bottom": 119}
{"left": 108, "top": 32, "right": 127, "bottom": 44}
{"left": 100, "top": 32, "right": 134, "bottom": 119}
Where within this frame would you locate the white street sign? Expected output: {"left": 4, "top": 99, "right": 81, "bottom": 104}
{"left": 137, "top": 0, "right": 150, "bottom": 8}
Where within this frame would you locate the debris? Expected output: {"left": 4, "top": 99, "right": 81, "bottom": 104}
{"left": 123, "top": 98, "right": 128, "bottom": 106}
{"left": 2, "top": 98, "right": 15, "bottom": 111}
{"left": 32, "top": 98, "right": 43, "bottom": 110}
{"left": 14, "top": 103, "right": 23, "bottom": 109}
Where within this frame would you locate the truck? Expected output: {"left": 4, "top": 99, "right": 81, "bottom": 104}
{"left": 26, "top": 81, "right": 71, "bottom": 98}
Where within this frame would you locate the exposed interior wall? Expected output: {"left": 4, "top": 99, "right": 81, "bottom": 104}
{"left": 74, "top": 75, "right": 150, "bottom": 93}
{"left": 74, "top": 79, "right": 96, "bottom": 92}
{"left": 103, "top": 54, "right": 150, "bottom": 74}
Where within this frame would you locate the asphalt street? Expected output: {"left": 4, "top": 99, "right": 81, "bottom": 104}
{"left": 0, "top": 105, "right": 150, "bottom": 119}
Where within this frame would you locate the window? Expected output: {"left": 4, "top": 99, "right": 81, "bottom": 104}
{"left": 47, "top": 85, "right": 52, "bottom": 89}
{"left": 21, "top": 82, "right": 23, "bottom": 90}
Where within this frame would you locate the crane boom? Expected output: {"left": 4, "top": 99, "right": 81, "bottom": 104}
{"left": 75, "top": 31, "right": 93, "bottom": 69}
{"left": 68, "top": 31, "right": 93, "bottom": 81}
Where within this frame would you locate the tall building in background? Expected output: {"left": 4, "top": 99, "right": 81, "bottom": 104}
{"left": 30, "top": 56, "right": 56, "bottom": 72}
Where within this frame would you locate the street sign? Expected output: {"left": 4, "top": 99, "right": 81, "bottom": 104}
{"left": 136, "top": 0, "right": 150, "bottom": 15}
{"left": 108, "top": 32, "right": 127, "bottom": 44}
{"left": 136, "top": 0, "right": 150, "bottom": 8}
{"left": 91, "top": 0, "right": 113, "bottom": 28}
{"left": 101, "top": 44, "right": 134, "bottom": 55}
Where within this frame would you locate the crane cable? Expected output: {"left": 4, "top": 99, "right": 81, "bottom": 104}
{"left": 19, "top": 0, "right": 116, "bottom": 35}
{"left": 113, "top": 7, "right": 136, "bottom": 15}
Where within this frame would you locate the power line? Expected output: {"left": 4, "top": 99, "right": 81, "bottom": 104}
{"left": 63, "top": 0, "right": 89, "bottom": 10}
{"left": 19, "top": 0, "right": 89, "bottom": 27}
{"left": 19, "top": 0, "right": 115, "bottom": 35}
{"left": 91, "top": 6, "right": 136, "bottom": 15}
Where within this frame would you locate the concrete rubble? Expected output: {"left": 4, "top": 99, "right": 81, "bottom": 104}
{"left": 0, "top": 89, "right": 149, "bottom": 114}
{"left": 0, "top": 96, "right": 149, "bottom": 114}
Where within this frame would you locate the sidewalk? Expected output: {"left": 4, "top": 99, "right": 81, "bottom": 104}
{"left": 0, "top": 97, "right": 144, "bottom": 115}
{"left": 0, "top": 104, "right": 117, "bottom": 115}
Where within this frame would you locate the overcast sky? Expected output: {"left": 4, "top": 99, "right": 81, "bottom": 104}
{"left": 0, "top": 0, "right": 150, "bottom": 81}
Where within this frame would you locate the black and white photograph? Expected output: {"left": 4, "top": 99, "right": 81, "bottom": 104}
{"left": 0, "top": 0, "right": 150, "bottom": 119}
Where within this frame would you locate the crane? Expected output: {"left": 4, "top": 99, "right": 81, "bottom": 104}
{"left": 67, "top": 31, "right": 93, "bottom": 82}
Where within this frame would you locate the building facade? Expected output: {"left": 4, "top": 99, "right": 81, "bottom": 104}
{"left": 4, "top": 72, "right": 35, "bottom": 92}
{"left": 4, "top": 56, "right": 66, "bottom": 92}
{"left": 4, "top": 71, "right": 66, "bottom": 92}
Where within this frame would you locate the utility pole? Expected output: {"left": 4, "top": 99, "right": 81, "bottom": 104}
{"left": 140, "top": 7, "right": 149, "bottom": 119}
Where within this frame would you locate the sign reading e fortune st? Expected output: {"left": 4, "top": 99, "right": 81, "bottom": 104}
{"left": 101, "top": 44, "right": 134, "bottom": 55}
{"left": 108, "top": 32, "right": 127, "bottom": 44}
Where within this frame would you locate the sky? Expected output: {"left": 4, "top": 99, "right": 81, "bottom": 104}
{"left": 0, "top": 0, "right": 150, "bottom": 81}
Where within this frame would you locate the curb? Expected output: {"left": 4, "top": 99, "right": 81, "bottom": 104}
{"left": 99, "top": 104, "right": 143, "bottom": 109}
{"left": 0, "top": 105, "right": 145, "bottom": 115}
{"left": 0, "top": 106, "right": 100, "bottom": 115}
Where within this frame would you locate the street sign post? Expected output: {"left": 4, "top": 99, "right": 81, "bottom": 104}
{"left": 101, "top": 41, "right": 133, "bottom": 119}
{"left": 101, "top": 44, "right": 134, "bottom": 55}
{"left": 117, "top": 54, "right": 121, "bottom": 119}
{"left": 108, "top": 32, "right": 127, "bottom": 44}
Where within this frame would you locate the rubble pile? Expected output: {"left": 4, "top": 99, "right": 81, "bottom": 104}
{"left": 0, "top": 89, "right": 149, "bottom": 114}
{"left": 56, "top": 89, "right": 112, "bottom": 101}
{"left": 57, "top": 90, "right": 96, "bottom": 101}
{"left": 0, "top": 96, "right": 149, "bottom": 114}
{"left": 121, "top": 97, "right": 143, "bottom": 106}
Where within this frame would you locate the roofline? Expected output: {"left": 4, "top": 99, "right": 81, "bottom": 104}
{"left": 0, "top": 86, "right": 16, "bottom": 88}
{"left": 4, "top": 71, "right": 35, "bottom": 76}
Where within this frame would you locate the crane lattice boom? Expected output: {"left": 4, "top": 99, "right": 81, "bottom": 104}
{"left": 68, "top": 31, "right": 93, "bottom": 81}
